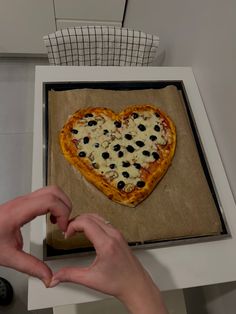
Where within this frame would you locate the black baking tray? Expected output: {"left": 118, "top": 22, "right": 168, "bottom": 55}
{"left": 43, "top": 80, "right": 230, "bottom": 260}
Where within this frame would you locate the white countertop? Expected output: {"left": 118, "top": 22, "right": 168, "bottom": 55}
{"left": 29, "top": 66, "right": 236, "bottom": 310}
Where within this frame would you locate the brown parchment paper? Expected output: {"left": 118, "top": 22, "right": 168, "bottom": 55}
{"left": 46, "top": 86, "right": 222, "bottom": 250}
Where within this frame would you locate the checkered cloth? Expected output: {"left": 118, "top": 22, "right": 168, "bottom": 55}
{"left": 43, "top": 26, "right": 159, "bottom": 66}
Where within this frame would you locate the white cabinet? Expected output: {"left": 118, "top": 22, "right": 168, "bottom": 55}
{"left": 0, "top": 0, "right": 56, "bottom": 55}
{"left": 0, "top": 0, "right": 127, "bottom": 55}
{"left": 54, "top": 0, "right": 127, "bottom": 29}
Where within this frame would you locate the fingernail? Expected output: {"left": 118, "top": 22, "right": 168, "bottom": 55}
{"left": 49, "top": 279, "right": 60, "bottom": 288}
{"left": 42, "top": 278, "right": 51, "bottom": 288}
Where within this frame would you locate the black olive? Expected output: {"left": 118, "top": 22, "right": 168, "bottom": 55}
{"left": 135, "top": 140, "right": 145, "bottom": 147}
{"left": 122, "top": 171, "right": 129, "bottom": 178}
{"left": 85, "top": 113, "right": 93, "bottom": 118}
{"left": 102, "top": 152, "right": 110, "bottom": 159}
{"left": 83, "top": 136, "right": 89, "bottom": 144}
{"left": 142, "top": 150, "right": 150, "bottom": 156}
{"left": 79, "top": 151, "right": 86, "bottom": 157}
{"left": 132, "top": 112, "right": 139, "bottom": 119}
{"left": 134, "top": 163, "right": 141, "bottom": 169}
{"left": 114, "top": 121, "right": 122, "bottom": 128}
{"left": 137, "top": 181, "right": 145, "bottom": 188}
{"left": 152, "top": 152, "right": 160, "bottom": 160}
{"left": 103, "top": 129, "right": 109, "bottom": 135}
{"left": 149, "top": 135, "right": 157, "bottom": 141}
{"left": 117, "top": 181, "right": 125, "bottom": 189}
{"left": 88, "top": 120, "right": 97, "bottom": 126}
{"left": 118, "top": 151, "right": 124, "bottom": 158}
{"left": 126, "top": 145, "right": 135, "bottom": 153}
{"left": 122, "top": 161, "right": 130, "bottom": 167}
{"left": 113, "top": 144, "right": 121, "bottom": 151}
{"left": 94, "top": 143, "right": 99, "bottom": 148}
{"left": 71, "top": 128, "right": 78, "bottom": 134}
{"left": 109, "top": 164, "right": 116, "bottom": 169}
{"left": 125, "top": 134, "right": 132, "bottom": 140}
{"left": 138, "top": 124, "right": 146, "bottom": 131}
{"left": 155, "top": 112, "right": 160, "bottom": 118}
{"left": 154, "top": 125, "right": 160, "bottom": 132}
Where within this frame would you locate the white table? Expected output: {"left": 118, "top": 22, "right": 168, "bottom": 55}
{"left": 29, "top": 66, "right": 236, "bottom": 310}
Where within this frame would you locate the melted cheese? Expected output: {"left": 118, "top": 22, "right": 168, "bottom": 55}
{"left": 71, "top": 111, "right": 168, "bottom": 192}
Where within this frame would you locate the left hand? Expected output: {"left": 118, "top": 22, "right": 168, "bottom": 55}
{"left": 0, "top": 186, "right": 72, "bottom": 287}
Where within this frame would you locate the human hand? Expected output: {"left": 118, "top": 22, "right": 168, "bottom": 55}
{"left": 51, "top": 214, "right": 168, "bottom": 314}
{"left": 0, "top": 186, "right": 72, "bottom": 287}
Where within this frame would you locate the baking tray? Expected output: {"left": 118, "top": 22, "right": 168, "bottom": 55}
{"left": 43, "top": 80, "right": 230, "bottom": 260}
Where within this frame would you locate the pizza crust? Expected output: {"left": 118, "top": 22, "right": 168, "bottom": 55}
{"left": 60, "top": 104, "right": 176, "bottom": 207}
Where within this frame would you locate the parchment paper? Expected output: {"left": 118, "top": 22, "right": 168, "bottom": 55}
{"left": 46, "top": 86, "right": 222, "bottom": 251}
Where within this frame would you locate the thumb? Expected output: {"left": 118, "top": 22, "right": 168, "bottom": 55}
{"left": 6, "top": 250, "right": 52, "bottom": 287}
{"left": 50, "top": 267, "right": 90, "bottom": 288}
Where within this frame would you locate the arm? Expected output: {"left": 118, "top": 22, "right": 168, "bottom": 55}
{"left": 0, "top": 186, "right": 72, "bottom": 287}
{"left": 51, "top": 214, "right": 168, "bottom": 314}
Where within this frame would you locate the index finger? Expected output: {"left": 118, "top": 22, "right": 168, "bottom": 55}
{"left": 66, "top": 215, "right": 109, "bottom": 250}
{"left": 29, "top": 185, "right": 72, "bottom": 209}
{"left": 14, "top": 193, "right": 71, "bottom": 231}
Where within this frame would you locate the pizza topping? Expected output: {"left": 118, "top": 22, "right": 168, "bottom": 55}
{"left": 137, "top": 181, "right": 145, "bottom": 188}
{"left": 71, "top": 128, "right": 78, "bottom": 134}
{"left": 92, "top": 162, "right": 99, "bottom": 169}
{"left": 102, "top": 152, "right": 110, "bottom": 159}
{"left": 114, "top": 121, "right": 122, "bottom": 128}
{"left": 136, "top": 140, "right": 145, "bottom": 147}
{"left": 138, "top": 124, "right": 146, "bottom": 131}
{"left": 79, "top": 151, "right": 86, "bottom": 157}
{"left": 152, "top": 152, "right": 160, "bottom": 160}
{"left": 134, "top": 162, "right": 141, "bottom": 169}
{"left": 149, "top": 135, "right": 157, "bottom": 141}
{"left": 122, "top": 161, "right": 130, "bottom": 167}
{"left": 101, "top": 140, "right": 109, "bottom": 148}
{"left": 132, "top": 112, "right": 139, "bottom": 119}
{"left": 124, "top": 183, "right": 135, "bottom": 192}
{"left": 69, "top": 108, "right": 170, "bottom": 193}
{"left": 88, "top": 152, "right": 95, "bottom": 161}
{"left": 126, "top": 145, "right": 135, "bottom": 153}
{"left": 95, "top": 116, "right": 105, "bottom": 124}
{"left": 154, "top": 125, "right": 160, "bottom": 132}
{"left": 118, "top": 151, "right": 124, "bottom": 158}
{"left": 83, "top": 136, "right": 89, "bottom": 144}
{"left": 117, "top": 181, "right": 125, "bottom": 190}
{"left": 113, "top": 144, "right": 121, "bottom": 151}
{"left": 122, "top": 171, "right": 129, "bottom": 178}
{"left": 142, "top": 150, "right": 150, "bottom": 156}
{"left": 125, "top": 134, "right": 132, "bottom": 140}
{"left": 105, "top": 170, "right": 119, "bottom": 180}
{"left": 85, "top": 113, "right": 93, "bottom": 118}
{"left": 72, "top": 139, "right": 79, "bottom": 145}
{"left": 88, "top": 120, "right": 97, "bottom": 126}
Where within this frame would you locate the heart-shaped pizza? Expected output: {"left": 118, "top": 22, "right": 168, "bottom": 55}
{"left": 60, "top": 105, "right": 176, "bottom": 207}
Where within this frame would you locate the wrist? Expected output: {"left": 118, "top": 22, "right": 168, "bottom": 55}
{"left": 118, "top": 272, "right": 168, "bottom": 314}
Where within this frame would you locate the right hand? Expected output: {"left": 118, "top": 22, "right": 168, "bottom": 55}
{"left": 50, "top": 214, "right": 168, "bottom": 314}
